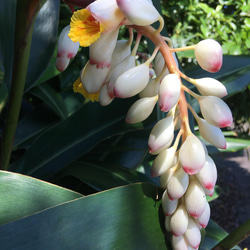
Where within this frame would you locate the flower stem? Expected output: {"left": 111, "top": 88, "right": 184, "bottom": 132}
{"left": 0, "top": 0, "right": 41, "bottom": 170}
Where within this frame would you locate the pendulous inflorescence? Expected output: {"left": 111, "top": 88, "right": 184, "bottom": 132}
{"left": 56, "top": 0, "right": 233, "bottom": 249}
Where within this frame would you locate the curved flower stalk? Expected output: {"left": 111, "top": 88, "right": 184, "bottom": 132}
{"left": 65, "top": 1, "right": 233, "bottom": 249}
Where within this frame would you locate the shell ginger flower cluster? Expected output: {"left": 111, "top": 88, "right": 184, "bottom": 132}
{"left": 58, "top": 0, "right": 233, "bottom": 249}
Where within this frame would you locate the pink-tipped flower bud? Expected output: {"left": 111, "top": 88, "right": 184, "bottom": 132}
{"left": 204, "top": 187, "right": 214, "bottom": 197}
{"left": 171, "top": 235, "right": 190, "bottom": 250}
{"left": 198, "top": 96, "right": 233, "bottom": 128}
{"left": 196, "top": 201, "right": 210, "bottom": 228}
{"left": 110, "top": 40, "right": 131, "bottom": 68}
{"left": 151, "top": 147, "right": 176, "bottom": 177}
{"left": 125, "top": 96, "right": 158, "bottom": 124}
{"left": 196, "top": 155, "right": 217, "bottom": 190}
{"left": 160, "top": 167, "right": 176, "bottom": 189}
{"left": 159, "top": 74, "right": 181, "bottom": 112}
{"left": 116, "top": 0, "right": 160, "bottom": 26}
{"left": 167, "top": 167, "right": 189, "bottom": 200}
{"left": 170, "top": 203, "right": 189, "bottom": 236}
{"left": 80, "top": 61, "right": 110, "bottom": 94}
{"left": 139, "top": 78, "right": 159, "bottom": 98}
{"left": 99, "top": 84, "right": 114, "bottom": 106}
{"left": 148, "top": 116, "right": 174, "bottom": 154}
{"left": 184, "top": 217, "right": 201, "bottom": 249}
{"left": 185, "top": 179, "right": 206, "bottom": 218}
{"left": 89, "top": 27, "right": 119, "bottom": 68}
{"left": 197, "top": 117, "right": 226, "bottom": 149}
{"left": 162, "top": 190, "right": 178, "bottom": 216}
{"left": 113, "top": 63, "right": 150, "bottom": 98}
{"left": 56, "top": 25, "right": 79, "bottom": 72}
{"left": 195, "top": 78, "right": 227, "bottom": 97}
{"left": 195, "top": 39, "right": 223, "bottom": 73}
{"left": 179, "top": 134, "right": 206, "bottom": 175}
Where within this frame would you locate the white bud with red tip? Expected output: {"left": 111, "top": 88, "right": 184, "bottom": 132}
{"left": 196, "top": 155, "right": 217, "bottom": 190}
{"left": 197, "top": 117, "right": 227, "bottom": 149}
{"left": 116, "top": 0, "right": 160, "bottom": 26}
{"left": 56, "top": 25, "right": 79, "bottom": 72}
{"left": 99, "top": 84, "right": 113, "bottom": 106}
{"left": 194, "top": 78, "right": 227, "bottom": 97}
{"left": 139, "top": 78, "right": 159, "bottom": 98}
{"left": 151, "top": 147, "right": 176, "bottom": 177}
{"left": 159, "top": 74, "right": 181, "bottom": 112}
{"left": 148, "top": 116, "right": 174, "bottom": 154}
{"left": 170, "top": 203, "right": 189, "bottom": 236}
{"left": 179, "top": 134, "right": 206, "bottom": 175}
{"left": 198, "top": 96, "right": 233, "bottom": 128}
{"left": 171, "top": 235, "right": 190, "bottom": 250}
{"left": 195, "top": 39, "right": 223, "bottom": 73}
{"left": 196, "top": 201, "right": 210, "bottom": 228}
{"left": 184, "top": 217, "right": 201, "bottom": 249}
{"left": 162, "top": 190, "right": 178, "bottom": 216}
{"left": 160, "top": 167, "right": 176, "bottom": 189}
{"left": 113, "top": 63, "right": 150, "bottom": 98}
{"left": 125, "top": 96, "right": 158, "bottom": 124}
{"left": 167, "top": 167, "right": 189, "bottom": 200}
{"left": 185, "top": 178, "right": 206, "bottom": 218}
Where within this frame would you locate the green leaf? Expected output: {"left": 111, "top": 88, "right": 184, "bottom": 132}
{"left": 223, "top": 137, "right": 250, "bottom": 152}
{"left": 29, "top": 83, "right": 67, "bottom": 119}
{"left": 25, "top": 0, "right": 60, "bottom": 91}
{"left": 0, "top": 170, "right": 83, "bottom": 226}
{"left": 11, "top": 99, "right": 136, "bottom": 179}
{"left": 0, "top": 183, "right": 169, "bottom": 250}
{"left": 0, "top": 0, "right": 17, "bottom": 91}
{"left": 62, "top": 161, "right": 156, "bottom": 191}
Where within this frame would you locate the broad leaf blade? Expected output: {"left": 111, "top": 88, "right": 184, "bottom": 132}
{"left": 0, "top": 170, "right": 83, "bottom": 225}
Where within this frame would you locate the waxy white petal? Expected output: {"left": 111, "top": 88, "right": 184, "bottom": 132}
{"left": 184, "top": 217, "right": 201, "bottom": 249}
{"left": 162, "top": 190, "right": 178, "bottom": 216}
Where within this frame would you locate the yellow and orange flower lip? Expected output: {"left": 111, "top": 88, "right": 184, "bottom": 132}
{"left": 68, "top": 9, "right": 104, "bottom": 47}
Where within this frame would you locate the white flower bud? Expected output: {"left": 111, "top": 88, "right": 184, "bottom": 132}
{"left": 185, "top": 179, "right": 206, "bottom": 218}
{"left": 99, "top": 84, "right": 113, "bottom": 106}
{"left": 196, "top": 155, "right": 217, "bottom": 190}
{"left": 170, "top": 203, "right": 189, "bottom": 236}
{"left": 114, "top": 63, "right": 150, "bottom": 98}
{"left": 162, "top": 190, "right": 178, "bottom": 216}
{"left": 184, "top": 217, "right": 201, "bottom": 249}
{"left": 171, "top": 235, "right": 189, "bottom": 250}
{"left": 89, "top": 27, "right": 119, "bottom": 68}
{"left": 151, "top": 147, "right": 176, "bottom": 177}
{"left": 160, "top": 167, "right": 176, "bottom": 189}
{"left": 197, "top": 117, "right": 227, "bottom": 149}
{"left": 167, "top": 167, "right": 189, "bottom": 200}
{"left": 81, "top": 61, "right": 110, "bottom": 93}
{"left": 125, "top": 96, "right": 157, "bottom": 124}
{"left": 204, "top": 187, "right": 214, "bottom": 197}
{"left": 159, "top": 74, "right": 181, "bottom": 112}
{"left": 198, "top": 96, "right": 233, "bottom": 128}
{"left": 139, "top": 78, "right": 159, "bottom": 98}
{"left": 179, "top": 134, "right": 206, "bottom": 175}
{"left": 111, "top": 40, "right": 131, "bottom": 68}
{"left": 148, "top": 116, "right": 174, "bottom": 154}
{"left": 56, "top": 25, "right": 79, "bottom": 72}
{"left": 194, "top": 78, "right": 227, "bottom": 97}
{"left": 195, "top": 39, "right": 223, "bottom": 73}
{"left": 196, "top": 201, "right": 210, "bottom": 228}
{"left": 117, "top": 0, "right": 160, "bottom": 26}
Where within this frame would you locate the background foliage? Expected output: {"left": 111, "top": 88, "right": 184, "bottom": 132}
{"left": 0, "top": 0, "right": 249, "bottom": 249}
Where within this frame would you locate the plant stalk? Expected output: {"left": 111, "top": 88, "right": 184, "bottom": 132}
{"left": 0, "top": 0, "right": 41, "bottom": 170}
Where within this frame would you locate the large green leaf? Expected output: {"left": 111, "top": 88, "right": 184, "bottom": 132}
{"left": 11, "top": 99, "right": 136, "bottom": 179}
{"left": 0, "top": 182, "right": 229, "bottom": 250}
{"left": 0, "top": 170, "right": 83, "bottom": 226}
{"left": 25, "top": 0, "right": 60, "bottom": 91}
{"left": 0, "top": 0, "right": 17, "bottom": 91}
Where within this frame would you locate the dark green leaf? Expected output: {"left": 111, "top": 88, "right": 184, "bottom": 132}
{"left": 25, "top": 0, "right": 60, "bottom": 91}
{"left": 0, "top": 170, "right": 83, "bottom": 225}
{"left": 0, "top": 183, "right": 169, "bottom": 250}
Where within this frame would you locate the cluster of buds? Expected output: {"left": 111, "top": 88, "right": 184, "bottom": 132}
{"left": 57, "top": 0, "right": 233, "bottom": 249}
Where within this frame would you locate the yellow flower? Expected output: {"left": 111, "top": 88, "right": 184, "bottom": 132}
{"left": 68, "top": 9, "right": 104, "bottom": 47}
{"left": 73, "top": 77, "right": 99, "bottom": 102}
